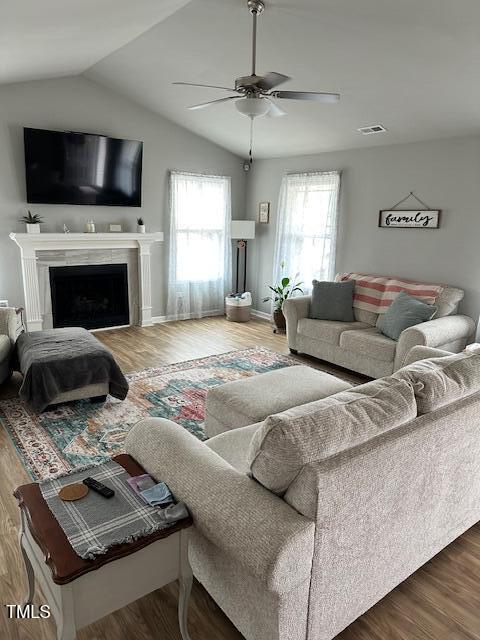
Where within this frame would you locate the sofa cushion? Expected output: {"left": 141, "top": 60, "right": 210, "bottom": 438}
{"left": 297, "top": 319, "right": 369, "bottom": 344}
{"left": 394, "top": 350, "right": 480, "bottom": 414}
{"left": 204, "top": 365, "right": 353, "bottom": 437}
{"left": 377, "top": 291, "right": 437, "bottom": 341}
{"left": 248, "top": 377, "right": 417, "bottom": 495}
{"left": 0, "top": 334, "right": 11, "bottom": 360}
{"left": 435, "top": 286, "right": 464, "bottom": 317}
{"left": 206, "top": 422, "right": 262, "bottom": 474}
{"left": 339, "top": 327, "right": 397, "bottom": 363}
{"left": 309, "top": 280, "right": 355, "bottom": 322}
{"left": 354, "top": 308, "right": 378, "bottom": 326}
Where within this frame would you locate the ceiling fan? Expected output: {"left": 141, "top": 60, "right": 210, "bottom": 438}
{"left": 173, "top": 0, "right": 340, "bottom": 120}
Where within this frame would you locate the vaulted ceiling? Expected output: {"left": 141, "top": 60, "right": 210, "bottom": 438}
{"left": 4, "top": 0, "right": 480, "bottom": 158}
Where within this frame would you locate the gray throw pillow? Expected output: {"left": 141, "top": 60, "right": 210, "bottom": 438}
{"left": 377, "top": 291, "right": 437, "bottom": 341}
{"left": 309, "top": 279, "right": 355, "bottom": 322}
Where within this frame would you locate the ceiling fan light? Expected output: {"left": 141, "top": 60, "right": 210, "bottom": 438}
{"left": 235, "top": 97, "right": 271, "bottom": 119}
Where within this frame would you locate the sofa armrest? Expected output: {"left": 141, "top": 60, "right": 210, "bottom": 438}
{"left": 394, "top": 314, "right": 476, "bottom": 370}
{"left": 0, "top": 307, "right": 18, "bottom": 344}
{"left": 402, "top": 345, "right": 454, "bottom": 367}
{"left": 283, "top": 296, "right": 310, "bottom": 350}
{"left": 125, "top": 418, "right": 315, "bottom": 593}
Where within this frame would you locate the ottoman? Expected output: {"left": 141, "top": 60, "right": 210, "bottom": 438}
{"left": 204, "top": 364, "right": 352, "bottom": 437}
{"left": 16, "top": 327, "right": 129, "bottom": 411}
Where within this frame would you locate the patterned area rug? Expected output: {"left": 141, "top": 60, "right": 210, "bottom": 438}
{"left": 0, "top": 347, "right": 296, "bottom": 481}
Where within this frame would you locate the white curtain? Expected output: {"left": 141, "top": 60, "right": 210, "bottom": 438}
{"left": 167, "top": 171, "right": 232, "bottom": 320}
{"left": 273, "top": 170, "right": 341, "bottom": 295}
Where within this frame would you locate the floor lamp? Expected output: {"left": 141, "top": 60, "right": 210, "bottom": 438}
{"left": 231, "top": 220, "right": 256, "bottom": 294}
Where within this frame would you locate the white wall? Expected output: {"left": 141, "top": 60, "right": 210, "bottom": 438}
{"left": 0, "top": 75, "right": 246, "bottom": 316}
{"left": 245, "top": 136, "right": 480, "bottom": 328}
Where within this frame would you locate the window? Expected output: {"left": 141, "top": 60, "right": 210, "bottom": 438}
{"left": 273, "top": 171, "right": 340, "bottom": 293}
{"left": 167, "top": 171, "right": 231, "bottom": 320}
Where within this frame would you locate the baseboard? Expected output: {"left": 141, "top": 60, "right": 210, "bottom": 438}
{"left": 151, "top": 310, "right": 224, "bottom": 324}
{"left": 251, "top": 309, "right": 271, "bottom": 320}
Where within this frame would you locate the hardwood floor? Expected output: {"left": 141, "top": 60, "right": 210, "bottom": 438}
{"left": 1, "top": 316, "right": 479, "bottom": 640}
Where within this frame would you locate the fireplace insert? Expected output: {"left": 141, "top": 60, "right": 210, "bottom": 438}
{"left": 49, "top": 263, "right": 129, "bottom": 330}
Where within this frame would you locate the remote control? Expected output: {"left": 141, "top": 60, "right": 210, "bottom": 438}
{"left": 82, "top": 477, "right": 115, "bottom": 498}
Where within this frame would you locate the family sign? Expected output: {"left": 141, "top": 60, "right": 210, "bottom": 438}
{"left": 378, "top": 210, "right": 440, "bottom": 229}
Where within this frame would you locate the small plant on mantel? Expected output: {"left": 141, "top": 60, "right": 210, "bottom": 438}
{"left": 137, "top": 217, "right": 146, "bottom": 234}
{"left": 19, "top": 210, "right": 44, "bottom": 234}
{"left": 263, "top": 261, "right": 304, "bottom": 334}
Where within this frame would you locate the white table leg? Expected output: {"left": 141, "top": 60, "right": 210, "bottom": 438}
{"left": 178, "top": 530, "right": 193, "bottom": 640}
{"left": 56, "top": 584, "right": 76, "bottom": 640}
{"left": 19, "top": 512, "right": 35, "bottom": 605}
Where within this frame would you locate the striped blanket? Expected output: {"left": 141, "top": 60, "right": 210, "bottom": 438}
{"left": 337, "top": 273, "right": 444, "bottom": 315}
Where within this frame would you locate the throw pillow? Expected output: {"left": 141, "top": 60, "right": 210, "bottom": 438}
{"left": 309, "top": 279, "right": 355, "bottom": 322}
{"left": 248, "top": 377, "right": 417, "bottom": 495}
{"left": 394, "top": 350, "right": 480, "bottom": 414}
{"left": 377, "top": 291, "right": 436, "bottom": 341}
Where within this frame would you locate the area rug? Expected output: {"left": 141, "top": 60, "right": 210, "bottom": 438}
{"left": 0, "top": 347, "right": 297, "bottom": 481}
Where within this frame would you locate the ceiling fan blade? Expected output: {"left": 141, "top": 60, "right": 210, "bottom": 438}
{"left": 266, "top": 99, "right": 287, "bottom": 118}
{"left": 173, "top": 81, "right": 237, "bottom": 92}
{"left": 257, "top": 72, "right": 291, "bottom": 91}
{"left": 188, "top": 96, "right": 238, "bottom": 110}
{"left": 271, "top": 90, "right": 340, "bottom": 103}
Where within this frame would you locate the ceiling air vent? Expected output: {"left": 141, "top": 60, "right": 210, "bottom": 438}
{"left": 358, "top": 124, "right": 388, "bottom": 135}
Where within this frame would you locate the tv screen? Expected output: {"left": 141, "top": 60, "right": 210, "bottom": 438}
{"left": 24, "top": 128, "right": 143, "bottom": 206}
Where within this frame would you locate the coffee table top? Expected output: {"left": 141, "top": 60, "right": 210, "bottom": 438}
{"left": 14, "top": 454, "right": 192, "bottom": 585}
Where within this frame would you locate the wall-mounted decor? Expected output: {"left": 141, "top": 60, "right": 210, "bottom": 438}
{"left": 258, "top": 201, "right": 270, "bottom": 224}
{"left": 379, "top": 209, "right": 440, "bottom": 229}
{"left": 379, "top": 192, "right": 440, "bottom": 229}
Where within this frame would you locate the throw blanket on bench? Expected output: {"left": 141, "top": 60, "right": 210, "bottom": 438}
{"left": 16, "top": 327, "right": 129, "bottom": 411}
{"left": 337, "top": 273, "right": 444, "bottom": 315}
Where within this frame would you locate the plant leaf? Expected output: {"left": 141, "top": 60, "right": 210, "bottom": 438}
{"left": 281, "top": 277, "right": 290, "bottom": 288}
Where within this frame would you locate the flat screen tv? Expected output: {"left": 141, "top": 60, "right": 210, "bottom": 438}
{"left": 24, "top": 127, "right": 143, "bottom": 206}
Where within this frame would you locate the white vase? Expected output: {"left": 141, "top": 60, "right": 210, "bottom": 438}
{"left": 137, "top": 225, "right": 146, "bottom": 234}
{"left": 26, "top": 224, "right": 40, "bottom": 234}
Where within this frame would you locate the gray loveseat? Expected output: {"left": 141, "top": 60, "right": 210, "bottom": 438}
{"left": 283, "top": 276, "right": 475, "bottom": 378}
{"left": 126, "top": 345, "right": 480, "bottom": 640}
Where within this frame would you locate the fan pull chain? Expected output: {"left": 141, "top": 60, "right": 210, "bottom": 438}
{"left": 249, "top": 117, "right": 254, "bottom": 166}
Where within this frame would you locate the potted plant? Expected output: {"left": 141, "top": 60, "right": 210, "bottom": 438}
{"left": 263, "top": 263, "right": 304, "bottom": 333}
{"left": 137, "top": 217, "right": 145, "bottom": 234}
{"left": 20, "top": 211, "right": 44, "bottom": 234}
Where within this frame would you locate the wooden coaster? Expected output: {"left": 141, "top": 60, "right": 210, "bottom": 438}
{"left": 58, "top": 483, "right": 89, "bottom": 502}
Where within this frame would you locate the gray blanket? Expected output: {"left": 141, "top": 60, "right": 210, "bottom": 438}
{"left": 16, "top": 327, "right": 129, "bottom": 411}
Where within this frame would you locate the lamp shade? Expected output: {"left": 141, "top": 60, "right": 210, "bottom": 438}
{"left": 231, "top": 220, "right": 256, "bottom": 240}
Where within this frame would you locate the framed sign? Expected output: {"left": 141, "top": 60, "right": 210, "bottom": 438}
{"left": 378, "top": 210, "right": 441, "bottom": 229}
{"left": 258, "top": 201, "right": 270, "bottom": 224}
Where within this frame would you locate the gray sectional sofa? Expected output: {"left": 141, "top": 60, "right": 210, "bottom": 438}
{"left": 283, "top": 279, "right": 475, "bottom": 378}
{"left": 126, "top": 345, "right": 480, "bottom": 640}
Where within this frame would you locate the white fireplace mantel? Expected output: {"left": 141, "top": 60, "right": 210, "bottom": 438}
{"left": 9, "top": 232, "right": 164, "bottom": 331}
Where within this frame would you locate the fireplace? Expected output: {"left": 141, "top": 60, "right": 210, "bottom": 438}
{"left": 49, "top": 263, "right": 129, "bottom": 330}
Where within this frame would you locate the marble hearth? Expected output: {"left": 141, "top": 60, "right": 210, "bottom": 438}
{"left": 9, "top": 233, "right": 163, "bottom": 331}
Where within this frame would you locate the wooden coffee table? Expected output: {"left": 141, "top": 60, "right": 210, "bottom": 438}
{"left": 14, "top": 454, "right": 193, "bottom": 640}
